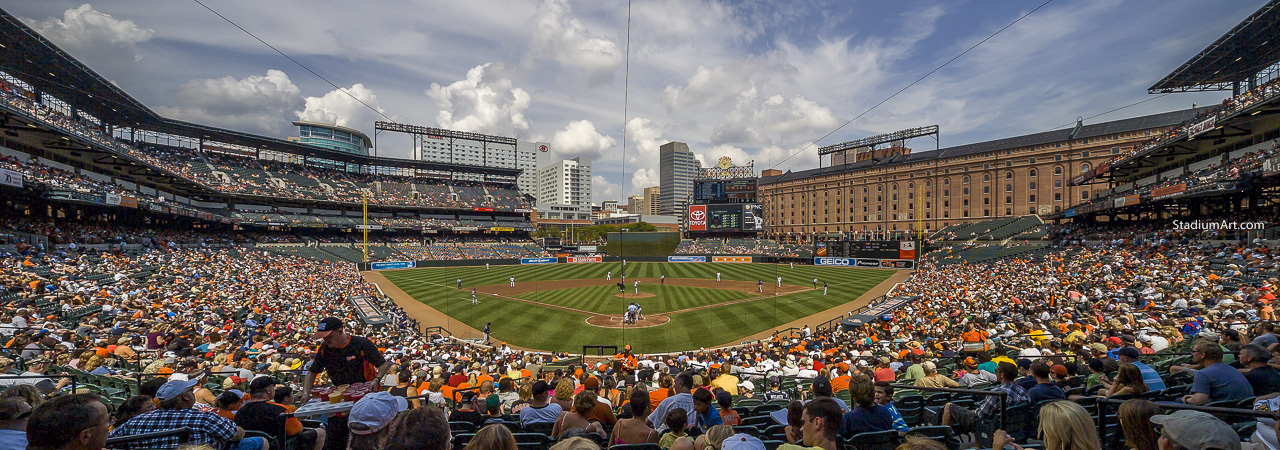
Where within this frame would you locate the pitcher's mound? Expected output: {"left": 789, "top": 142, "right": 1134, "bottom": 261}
{"left": 615, "top": 292, "right": 655, "bottom": 299}
{"left": 585, "top": 314, "right": 670, "bottom": 328}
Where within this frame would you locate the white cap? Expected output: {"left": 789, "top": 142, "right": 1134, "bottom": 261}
{"left": 349, "top": 392, "right": 408, "bottom": 435}
{"left": 738, "top": 380, "right": 755, "bottom": 392}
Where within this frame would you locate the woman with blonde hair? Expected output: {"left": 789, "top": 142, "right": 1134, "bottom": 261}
{"left": 553, "top": 377, "right": 576, "bottom": 412}
{"left": 464, "top": 424, "right": 518, "bottom": 450}
{"left": 693, "top": 424, "right": 734, "bottom": 450}
{"left": 1117, "top": 399, "right": 1161, "bottom": 450}
{"left": 1036, "top": 401, "right": 1101, "bottom": 450}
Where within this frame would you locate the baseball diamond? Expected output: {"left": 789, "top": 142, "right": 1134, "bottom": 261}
{"left": 371, "top": 262, "right": 898, "bottom": 353}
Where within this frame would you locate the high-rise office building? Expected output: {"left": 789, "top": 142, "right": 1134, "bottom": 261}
{"left": 537, "top": 157, "right": 592, "bottom": 207}
{"left": 659, "top": 142, "right": 697, "bottom": 215}
{"left": 643, "top": 185, "right": 661, "bottom": 215}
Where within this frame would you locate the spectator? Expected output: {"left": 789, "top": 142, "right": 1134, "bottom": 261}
{"left": 1118, "top": 399, "right": 1162, "bottom": 450}
{"left": 943, "top": 362, "right": 1028, "bottom": 436}
{"left": 1026, "top": 362, "right": 1066, "bottom": 405}
{"left": 1099, "top": 364, "right": 1148, "bottom": 398}
{"left": 693, "top": 425, "right": 733, "bottom": 450}
{"left": 914, "top": 361, "right": 958, "bottom": 389}
{"left": 1151, "top": 410, "right": 1241, "bottom": 450}
{"left": 1116, "top": 347, "right": 1166, "bottom": 391}
{"left": 1028, "top": 401, "right": 1100, "bottom": 450}
{"left": 108, "top": 379, "right": 257, "bottom": 450}
{"left": 519, "top": 380, "right": 562, "bottom": 427}
{"left": 464, "top": 424, "right": 517, "bottom": 450}
{"left": 1239, "top": 344, "right": 1280, "bottom": 396}
{"left": 113, "top": 395, "right": 156, "bottom": 429}
{"left": 736, "top": 381, "right": 757, "bottom": 402}
{"left": 806, "top": 376, "right": 850, "bottom": 412}
{"left": 787, "top": 398, "right": 843, "bottom": 450}
{"left": 26, "top": 393, "right": 110, "bottom": 450}
{"left": 19, "top": 357, "right": 69, "bottom": 395}
{"left": 552, "top": 390, "right": 607, "bottom": 440}
{"left": 0, "top": 398, "right": 29, "bottom": 450}
{"left": 449, "top": 391, "right": 485, "bottom": 427}
{"left": 658, "top": 409, "right": 693, "bottom": 450}
{"left": 1184, "top": 340, "right": 1253, "bottom": 405}
{"left": 692, "top": 388, "right": 723, "bottom": 429}
{"left": 348, "top": 391, "right": 408, "bottom": 450}
{"left": 611, "top": 390, "right": 659, "bottom": 445}
{"left": 649, "top": 372, "right": 695, "bottom": 433}
{"left": 235, "top": 376, "right": 324, "bottom": 450}
{"left": 873, "top": 382, "right": 910, "bottom": 433}
{"left": 716, "top": 391, "right": 740, "bottom": 426}
{"left": 840, "top": 373, "right": 894, "bottom": 436}
{"left": 383, "top": 406, "right": 450, "bottom": 450}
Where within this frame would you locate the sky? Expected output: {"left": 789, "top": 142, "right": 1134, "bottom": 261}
{"left": 7, "top": 0, "right": 1261, "bottom": 204}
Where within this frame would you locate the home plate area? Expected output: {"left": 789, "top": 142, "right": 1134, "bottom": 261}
{"left": 585, "top": 313, "right": 670, "bottom": 328}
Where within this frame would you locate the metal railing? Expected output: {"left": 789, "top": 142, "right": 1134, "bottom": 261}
{"left": 889, "top": 384, "right": 1009, "bottom": 430}
{"left": 104, "top": 426, "right": 192, "bottom": 449}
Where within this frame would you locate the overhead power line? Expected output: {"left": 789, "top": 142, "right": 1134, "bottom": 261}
{"left": 190, "top": 0, "right": 393, "bottom": 123}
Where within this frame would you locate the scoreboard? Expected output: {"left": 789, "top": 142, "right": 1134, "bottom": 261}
{"left": 688, "top": 203, "right": 764, "bottom": 232}
{"left": 694, "top": 178, "right": 757, "bottom": 203}
{"left": 816, "top": 240, "right": 904, "bottom": 259}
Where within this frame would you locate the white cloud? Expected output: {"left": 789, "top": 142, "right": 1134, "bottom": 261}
{"left": 26, "top": 4, "right": 154, "bottom": 62}
{"left": 528, "top": 0, "right": 622, "bottom": 85}
{"left": 624, "top": 117, "right": 666, "bottom": 167}
{"left": 711, "top": 92, "right": 839, "bottom": 147}
{"left": 591, "top": 175, "right": 621, "bottom": 204}
{"left": 427, "top": 63, "right": 532, "bottom": 136}
{"left": 662, "top": 56, "right": 798, "bottom": 111}
{"left": 155, "top": 69, "right": 303, "bottom": 136}
{"left": 297, "top": 83, "right": 387, "bottom": 130}
{"left": 631, "top": 168, "right": 659, "bottom": 194}
{"left": 549, "top": 120, "right": 616, "bottom": 162}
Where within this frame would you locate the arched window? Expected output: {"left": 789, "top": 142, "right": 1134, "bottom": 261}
{"left": 1028, "top": 169, "right": 1037, "bottom": 177}
{"left": 983, "top": 174, "right": 991, "bottom": 182}
{"left": 1081, "top": 163, "right": 1091, "bottom": 173}
{"left": 963, "top": 176, "right": 970, "bottom": 184}
{"left": 1005, "top": 172, "right": 1013, "bottom": 180}
{"left": 1054, "top": 166, "right": 1063, "bottom": 175}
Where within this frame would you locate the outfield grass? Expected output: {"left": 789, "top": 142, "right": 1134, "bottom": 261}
{"left": 379, "top": 262, "right": 893, "bottom": 353}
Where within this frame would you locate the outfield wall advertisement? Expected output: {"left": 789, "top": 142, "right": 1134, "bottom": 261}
{"left": 814, "top": 257, "right": 914, "bottom": 269}
{"left": 568, "top": 256, "right": 602, "bottom": 263}
{"left": 668, "top": 256, "right": 706, "bottom": 262}
{"left": 521, "top": 257, "right": 558, "bottom": 265}
{"left": 370, "top": 261, "right": 415, "bottom": 270}
{"left": 712, "top": 256, "right": 752, "bottom": 263}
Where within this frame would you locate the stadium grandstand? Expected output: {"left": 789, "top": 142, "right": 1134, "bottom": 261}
{"left": 8, "top": 3, "right": 1280, "bottom": 450}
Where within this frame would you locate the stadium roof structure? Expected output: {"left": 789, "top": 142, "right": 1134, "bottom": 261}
{"left": 0, "top": 7, "right": 518, "bottom": 178}
{"left": 1149, "top": 1, "right": 1280, "bottom": 93}
{"left": 759, "top": 108, "right": 1207, "bottom": 186}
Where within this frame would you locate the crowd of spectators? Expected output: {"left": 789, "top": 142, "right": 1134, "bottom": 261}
{"left": 0, "top": 205, "right": 1274, "bottom": 449}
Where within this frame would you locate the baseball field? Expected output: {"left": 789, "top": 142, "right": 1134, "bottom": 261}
{"left": 375, "top": 262, "right": 895, "bottom": 353}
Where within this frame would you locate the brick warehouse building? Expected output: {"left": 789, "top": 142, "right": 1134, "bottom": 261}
{"left": 757, "top": 108, "right": 1208, "bottom": 242}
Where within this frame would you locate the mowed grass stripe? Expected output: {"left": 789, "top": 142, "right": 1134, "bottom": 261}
{"left": 379, "top": 263, "right": 895, "bottom": 353}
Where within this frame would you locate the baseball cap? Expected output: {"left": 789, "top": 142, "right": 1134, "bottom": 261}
{"left": 738, "top": 380, "right": 755, "bottom": 392}
{"left": 721, "top": 433, "right": 766, "bottom": 450}
{"left": 249, "top": 375, "right": 278, "bottom": 393}
{"left": 1150, "top": 410, "right": 1241, "bottom": 450}
{"left": 532, "top": 380, "right": 551, "bottom": 397}
{"left": 155, "top": 379, "right": 201, "bottom": 402}
{"left": 811, "top": 376, "right": 832, "bottom": 393}
{"left": 1050, "top": 365, "right": 1068, "bottom": 377}
{"left": 312, "top": 317, "right": 343, "bottom": 339}
{"left": 583, "top": 377, "right": 600, "bottom": 390}
{"left": 1116, "top": 347, "right": 1142, "bottom": 360}
{"left": 921, "top": 361, "right": 937, "bottom": 372}
{"left": 349, "top": 392, "right": 408, "bottom": 435}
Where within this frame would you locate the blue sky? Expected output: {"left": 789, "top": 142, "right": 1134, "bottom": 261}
{"left": 7, "top": 0, "right": 1261, "bottom": 203}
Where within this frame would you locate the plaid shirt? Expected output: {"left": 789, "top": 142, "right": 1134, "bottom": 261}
{"left": 976, "top": 382, "right": 1029, "bottom": 419}
{"left": 109, "top": 408, "right": 239, "bottom": 449}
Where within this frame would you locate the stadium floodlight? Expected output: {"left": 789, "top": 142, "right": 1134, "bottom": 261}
{"left": 374, "top": 121, "right": 517, "bottom": 145}
{"left": 819, "top": 125, "right": 939, "bottom": 156}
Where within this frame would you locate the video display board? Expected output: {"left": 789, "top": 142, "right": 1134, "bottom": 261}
{"left": 690, "top": 203, "right": 764, "bottom": 232}
{"left": 694, "top": 178, "right": 757, "bottom": 203}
